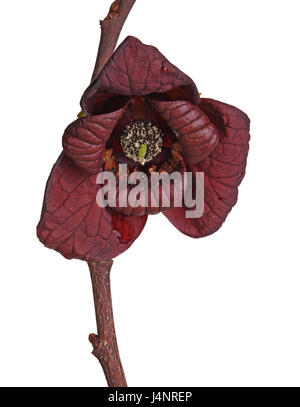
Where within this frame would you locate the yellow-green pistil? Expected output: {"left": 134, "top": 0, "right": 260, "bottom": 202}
{"left": 138, "top": 143, "right": 147, "bottom": 163}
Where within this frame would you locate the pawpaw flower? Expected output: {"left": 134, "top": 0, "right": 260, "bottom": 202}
{"left": 37, "top": 36, "right": 250, "bottom": 261}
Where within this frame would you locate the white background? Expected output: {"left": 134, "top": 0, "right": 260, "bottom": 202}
{"left": 0, "top": 0, "right": 299, "bottom": 387}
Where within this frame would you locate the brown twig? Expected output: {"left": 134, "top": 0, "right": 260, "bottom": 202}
{"left": 88, "top": 260, "right": 127, "bottom": 387}
{"left": 91, "top": 0, "right": 136, "bottom": 82}
{"left": 86, "top": 0, "right": 137, "bottom": 387}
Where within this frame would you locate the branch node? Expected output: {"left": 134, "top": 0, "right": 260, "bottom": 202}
{"left": 89, "top": 333, "right": 99, "bottom": 349}
{"left": 91, "top": 0, "right": 136, "bottom": 82}
{"left": 104, "top": 0, "right": 121, "bottom": 21}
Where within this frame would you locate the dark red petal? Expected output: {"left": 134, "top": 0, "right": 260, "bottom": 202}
{"left": 164, "top": 98, "right": 250, "bottom": 237}
{"left": 111, "top": 212, "right": 135, "bottom": 244}
{"left": 37, "top": 154, "right": 147, "bottom": 261}
{"left": 62, "top": 106, "right": 126, "bottom": 174}
{"left": 108, "top": 159, "right": 187, "bottom": 217}
{"left": 150, "top": 99, "right": 219, "bottom": 165}
{"left": 81, "top": 36, "right": 199, "bottom": 115}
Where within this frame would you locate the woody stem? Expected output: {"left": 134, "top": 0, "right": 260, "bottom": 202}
{"left": 91, "top": 0, "right": 136, "bottom": 82}
{"left": 88, "top": 260, "right": 127, "bottom": 387}
{"left": 86, "top": 0, "right": 136, "bottom": 388}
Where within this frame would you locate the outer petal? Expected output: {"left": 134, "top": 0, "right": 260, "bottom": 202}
{"left": 81, "top": 36, "right": 199, "bottom": 115}
{"left": 163, "top": 99, "right": 250, "bottom": 238}
{"left": 62, "top": 106, "right": 126, "bottom": 174}
{"left": 37, "top": 154, "right": 147, "bottom": 261}
{"left": 150, "top": 99, "right": 219, "bottom": 164}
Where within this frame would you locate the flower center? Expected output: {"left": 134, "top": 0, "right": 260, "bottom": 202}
{"left": 120, "top": 120, "right": 163, "bottom": 165}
